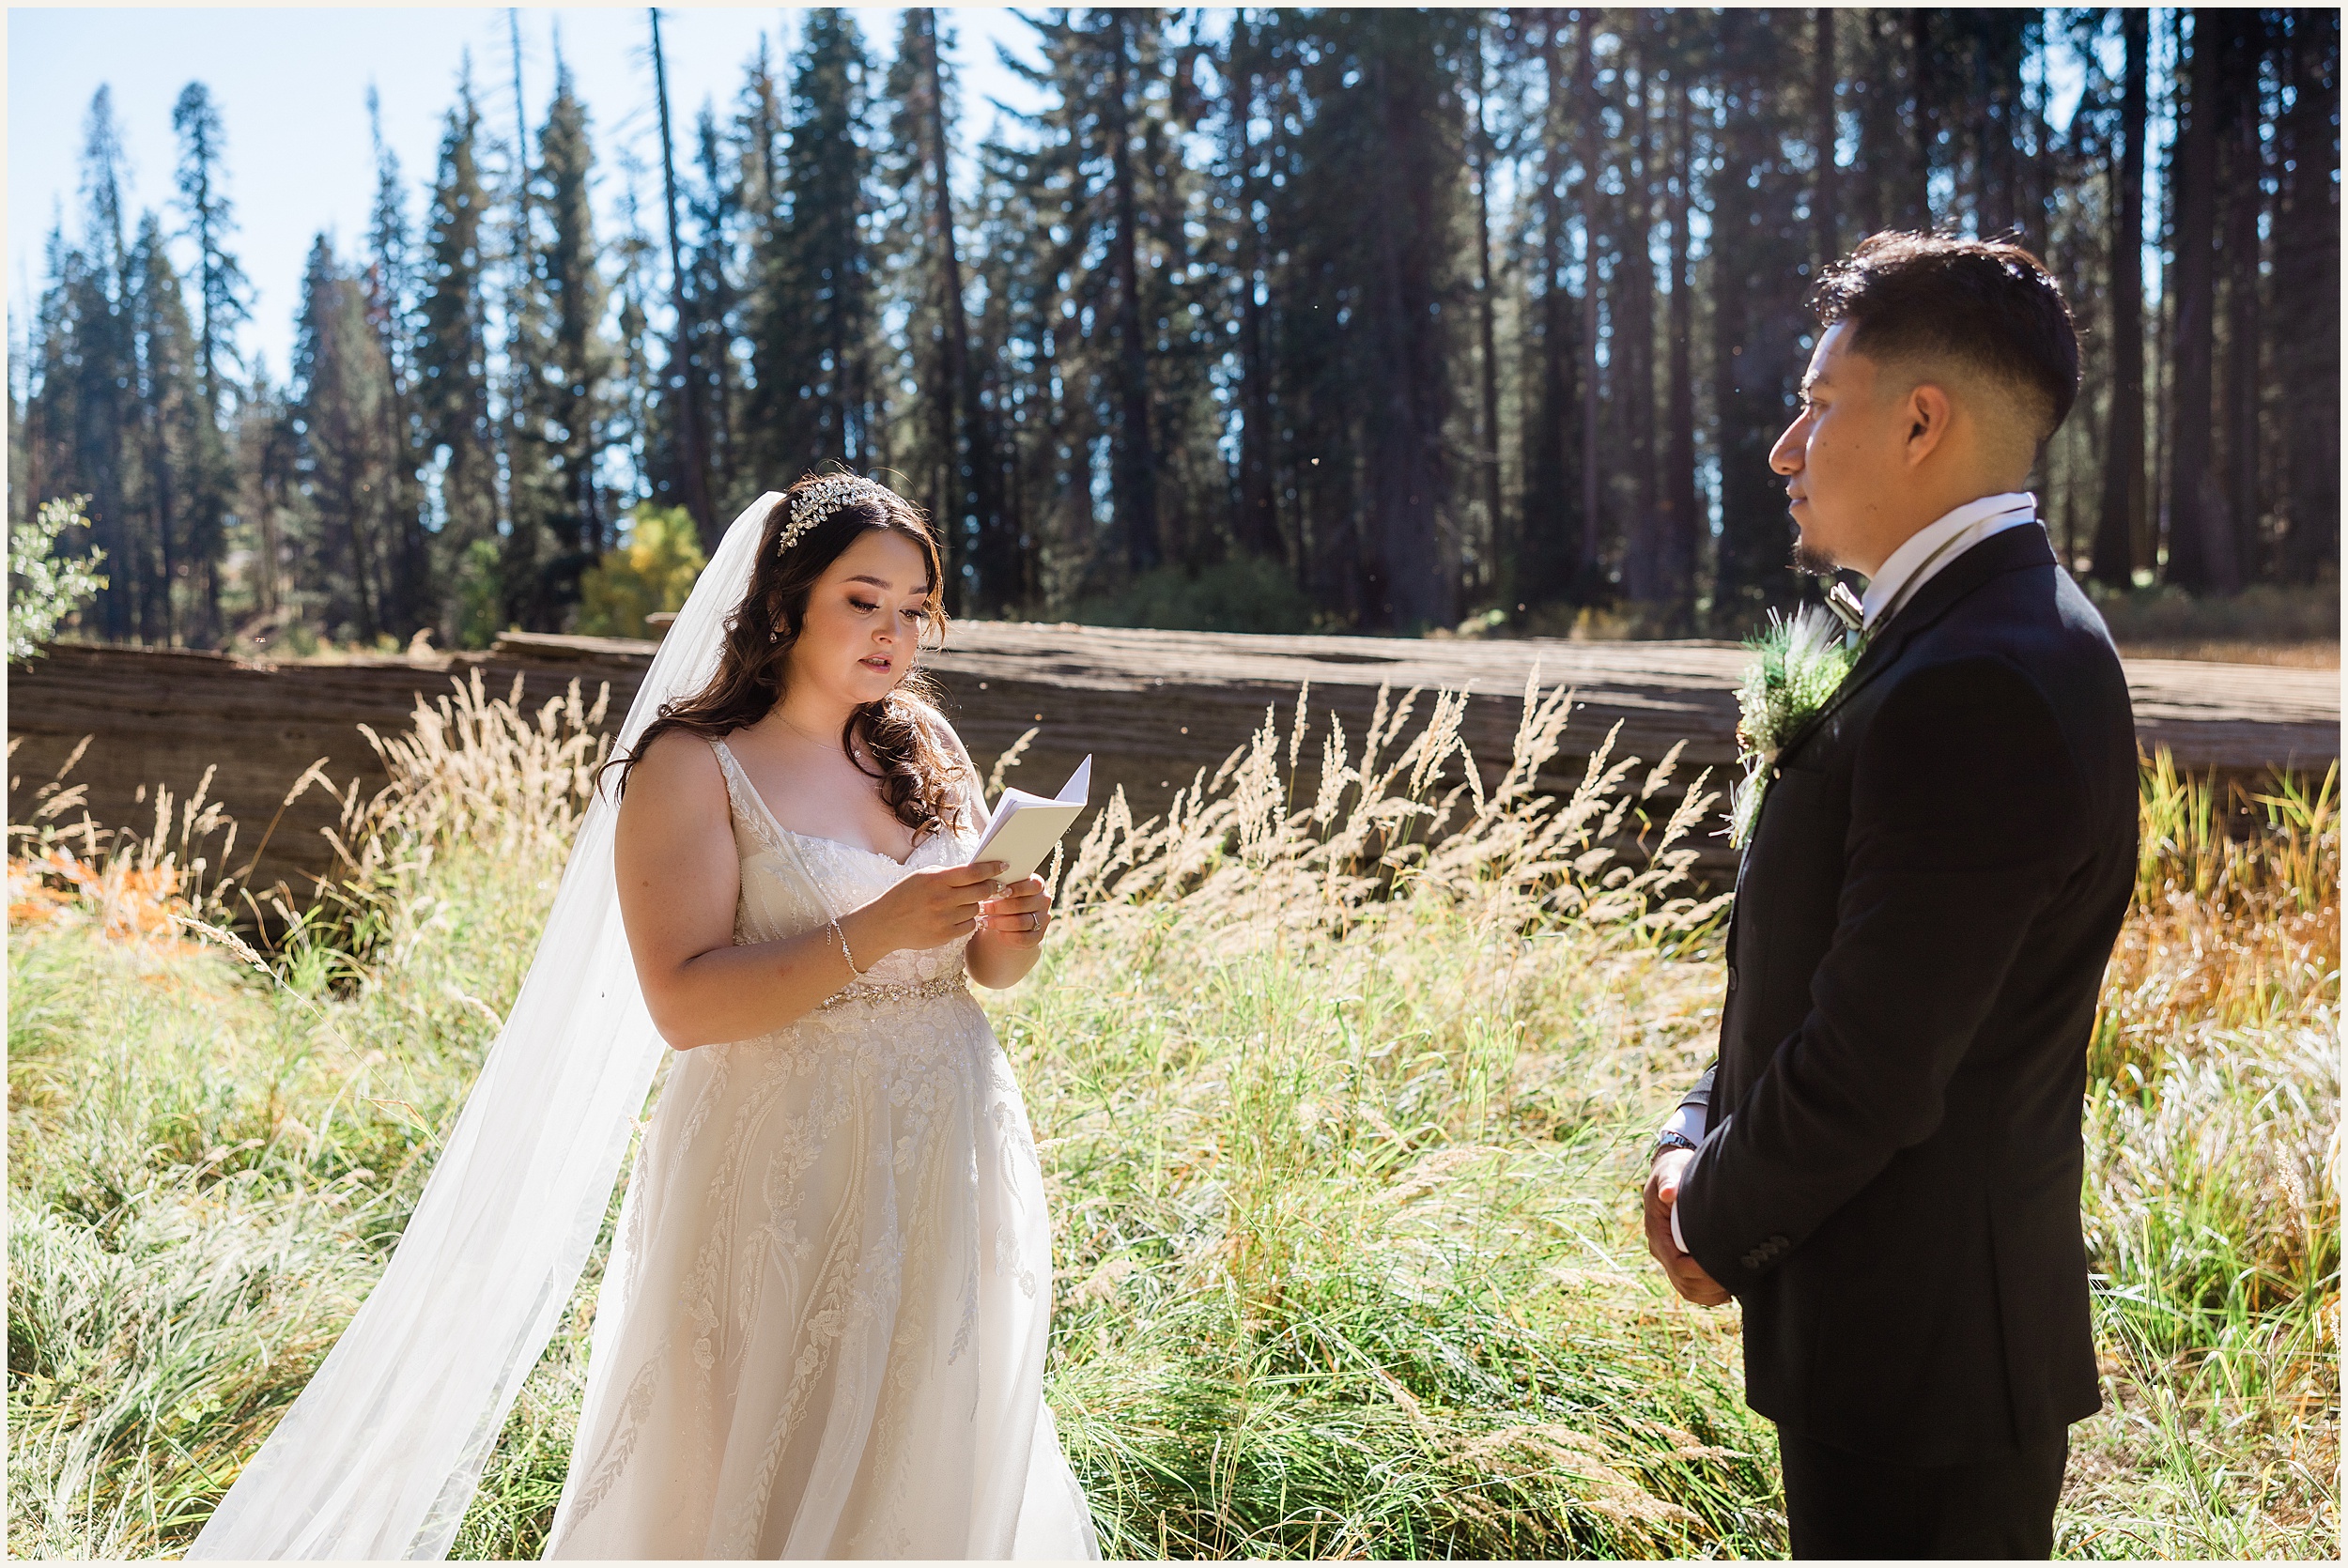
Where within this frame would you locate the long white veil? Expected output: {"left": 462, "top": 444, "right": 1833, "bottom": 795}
{"left": 190, "top": 495, "right": 780, "bottom": 1560}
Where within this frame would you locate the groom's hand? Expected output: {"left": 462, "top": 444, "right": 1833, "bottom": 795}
{"left": 1644, "top": 1150, "right": 1732, "bottom": 1306}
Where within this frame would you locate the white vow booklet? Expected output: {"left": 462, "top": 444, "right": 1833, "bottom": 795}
{"left": 970, "top": 756, "right": 1091, "bottom": 882}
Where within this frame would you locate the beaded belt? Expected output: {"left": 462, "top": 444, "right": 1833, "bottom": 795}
{"left": 816, "top": 968, "right": 970, "bottom": 1012}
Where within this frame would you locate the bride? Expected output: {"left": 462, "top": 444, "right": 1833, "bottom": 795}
{"left": 188, "top": 478, "right": 1098, "bottom": 1560}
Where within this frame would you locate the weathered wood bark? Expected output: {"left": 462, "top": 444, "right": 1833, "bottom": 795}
{"left": 9, "top": 631, "right": 2335, "bottom": 905}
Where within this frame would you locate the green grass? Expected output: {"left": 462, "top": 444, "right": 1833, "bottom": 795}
{"left": 1003, "top": 905, "right": 1781, "bottom": 1558}
{"left": 7, "top": 683, "right": 2337, "bottom": 1558}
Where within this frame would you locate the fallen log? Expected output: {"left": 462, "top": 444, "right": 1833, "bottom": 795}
{"left": 7, "top": 624, "right": 2336, "bottom": 899}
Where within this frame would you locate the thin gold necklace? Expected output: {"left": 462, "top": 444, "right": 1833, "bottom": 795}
{"left": 774, "top": 709, "right": 866, "bottom": 761}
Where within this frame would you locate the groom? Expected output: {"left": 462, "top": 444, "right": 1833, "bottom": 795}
{"left": 1643, "top": 233, "right": 2137, "bottom": 1558}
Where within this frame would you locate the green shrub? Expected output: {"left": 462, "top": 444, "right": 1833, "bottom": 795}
{"left": 1073, "top": 556, "right": 1317, "bottom": 635}
{"left": 8, "top": 496, "right": 108, "bottom": 663}
{"left": 2086, "top": 579, "right": 2340, "bottom": 646}
{"left": 571, "top": 507, "right": 707, "bottom": 639}
{"left": 453, "top": 539, "right": 507, "bottom": 651}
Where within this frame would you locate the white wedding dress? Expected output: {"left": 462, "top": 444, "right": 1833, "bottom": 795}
{"left": 544, "top": 736, "right": 1098, "bottom": 1560}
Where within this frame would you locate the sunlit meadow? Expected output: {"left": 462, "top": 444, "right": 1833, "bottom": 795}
{"left": 8, "top": 672, "right": 2337, "bottom": 1559}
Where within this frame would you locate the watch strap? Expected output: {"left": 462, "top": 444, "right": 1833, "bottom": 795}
{"left": 1648, "top": 1128, "right": 1701, "bottom": 1163}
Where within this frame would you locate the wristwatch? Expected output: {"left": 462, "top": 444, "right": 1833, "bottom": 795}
{"left": 1648, "top": 1128, "right": 1702, "bottom": 1164}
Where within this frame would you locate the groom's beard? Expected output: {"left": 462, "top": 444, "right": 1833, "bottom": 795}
{"left": 1790, "top": 537, "right": 1838, "bottom": 576}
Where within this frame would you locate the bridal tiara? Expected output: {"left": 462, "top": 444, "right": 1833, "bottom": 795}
{"left": 778, "top": 475, "right": 889, "bottom": 555}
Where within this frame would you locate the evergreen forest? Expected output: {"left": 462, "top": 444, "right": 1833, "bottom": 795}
{"left": 9, "top": 8, "right": 2340, "bottom": 651}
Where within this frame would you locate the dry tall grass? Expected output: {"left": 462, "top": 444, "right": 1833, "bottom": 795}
{"left": 7, "top": 675, "right": 2337, "bottom": 1559}
{"left": 2062, "top": 757, "right": 2340, "bottom": 1556}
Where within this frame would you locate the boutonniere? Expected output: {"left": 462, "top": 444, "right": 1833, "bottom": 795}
{"left": 1726, "top": 599, "right": 1862, "bottom": 848}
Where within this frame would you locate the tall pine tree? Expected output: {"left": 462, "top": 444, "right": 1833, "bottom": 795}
{"left": 363, "top": 85, "right": 433, "bottom": 634}
{"left": 69, "top": 89, "right": 139, "bottom": 640}
{"left": 168, "top": 84, "right": 246, "bottom": 641}
{"left": 125, "top": 211, "right": 207, "bottom": 643}
{"left": 291, "top": 236, "right": 406, "bottom": 642}
{"left": 755, "top": 10, "right": 878, "bottom": 484}
{"left": 534, "top": 60, "right": 614, "bottom": 591}
{"left": 415, "top": 77, "right": 502, "bottom": 642}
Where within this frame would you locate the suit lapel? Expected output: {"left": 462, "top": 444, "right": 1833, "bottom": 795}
{"left": 1776, "top": 526, "right": 2057, "bottom": 767}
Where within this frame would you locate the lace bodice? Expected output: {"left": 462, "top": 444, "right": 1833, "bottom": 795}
{"left": 546, "top": 731, "right": 1097, "bottom": 1560}
{"left": 706, "top": 736, "right": 978, "bottom": 994}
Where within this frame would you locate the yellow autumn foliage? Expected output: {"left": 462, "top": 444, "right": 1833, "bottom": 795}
{"left": 572, "top": 507, "right": 707, "bottom": 639}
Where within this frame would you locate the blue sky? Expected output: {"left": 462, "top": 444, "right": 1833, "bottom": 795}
{"left": 8, "top": 7, "right": 1048, "bottom": 383}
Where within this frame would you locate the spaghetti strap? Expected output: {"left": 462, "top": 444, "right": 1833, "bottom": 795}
{"left": 704, "top": 736, "right": 756, "bottom": 824}
{"left": 705, "top": 736, "right": 842, "bottom": 923}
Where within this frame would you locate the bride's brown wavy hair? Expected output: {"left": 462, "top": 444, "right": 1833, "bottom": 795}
{"left": 603, "top": 475, "right": 971, "bottom": 839}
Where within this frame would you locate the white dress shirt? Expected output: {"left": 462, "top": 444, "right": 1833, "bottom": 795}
{"left": 1664, "top": 492, "right": 2043, "bottom": 1254}
{"left": 1858, "top": 491, "right": 2041, "bottom": 634}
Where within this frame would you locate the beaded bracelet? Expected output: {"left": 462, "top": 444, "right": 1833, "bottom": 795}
{"left": 829, "top": 915, "right": 865, "bottom": 978}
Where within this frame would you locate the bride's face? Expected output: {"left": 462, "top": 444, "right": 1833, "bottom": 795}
{"left": 782, "top": 528, "right": 935, "bottom": 710}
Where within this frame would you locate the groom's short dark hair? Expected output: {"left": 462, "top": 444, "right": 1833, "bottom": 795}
{"left": 1811, "top": 232, "right": 2080, "bottom": 443}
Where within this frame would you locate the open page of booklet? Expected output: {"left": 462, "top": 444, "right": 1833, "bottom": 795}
{"left": 971, "top": 755, "right": 1091, "bottom": 882}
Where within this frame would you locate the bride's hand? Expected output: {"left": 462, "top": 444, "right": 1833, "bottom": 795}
{"left": 976, "top": 875, "right": 1053, "bottom": 948}
{"left": 847, "top": 860, "right": 1007, "bottom": 959}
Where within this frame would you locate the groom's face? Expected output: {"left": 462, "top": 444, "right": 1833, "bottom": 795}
{"left": 1769, "top": 324, "right": 1907, "bottom": 575}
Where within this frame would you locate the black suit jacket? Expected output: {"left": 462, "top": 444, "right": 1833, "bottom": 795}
{"left": 1674, "top": 524, "right": 2138, "bottom": 1467}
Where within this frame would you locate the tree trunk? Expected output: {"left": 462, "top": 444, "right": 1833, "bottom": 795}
{"left": 150, "top": 413, "right": 177, "bottom": 644}
{"left": 2277, "top": 8, "right": 2340, "bottom": 578}
{"left": 1618, "top": 36, "right": 1661, "bottom": 607}
{"left": 1105, "top": 16, "right": 1160, "bottom": 576}
{"left": 650, "top": 8, "right": 716, "bottom": 546}
{"left": 1470, "top": 16, "right": 1503, "bottom": 593}
{"left": 1662, "top": 61, "right": 1699, "bottom": 623}
{"left": 915, "top": 9, "right": 978, "bottom": 607}
{"left": 500, "top": 8, "right": 535, "bottom": 629}
{"left": 931, "top": 16, "right": 1010, "bottom": 612}
{"left": 2163, "top": 10, "right": 2235, "bottom": 592}
{"left": 1970, "top": 17, "right": 2027, "bottom": 235}
{"left": 1850, "top": 13, "right": 1896, "bottom": 234}
{"left": 2090, "top": 7, "right": 2147, "bottom": 587}
{"left": 1908, "top": 13, "right": 1939, "bottom": 225}
{"left": 1364, "top": 42, "right": 1452, "bottom": 635}
{"left": 1232, "top": 12, "right": 1280, "bottom": 563}
{"left": 1517, "top": 11, "right": 1581, "bottom": 609}
{"left": 1575, "top": 9, "right": 1603, "bottom": 597}
{"left": 1814, "top": 8, "right": 1837, "bottom": 269}
{"left": 384, "top": 365, "right": 430, "bottom": 632}
{"left": 2150, "top": 18, "right": 2173, "bottom": 584}
{"left": 2220, "top": 11, "right": 2266, "bottom": 582}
